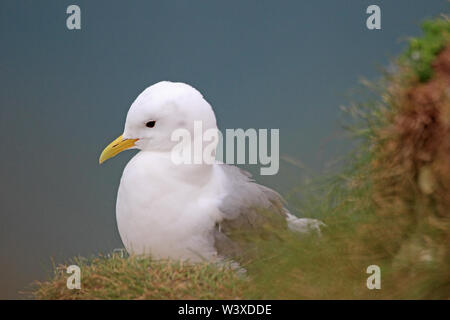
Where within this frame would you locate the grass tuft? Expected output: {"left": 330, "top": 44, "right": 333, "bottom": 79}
{"left": 33, "top": 254, "right": 244, "bottom": 300}
{"left": 403, "top": 17, "right": 450, "bottom": 82}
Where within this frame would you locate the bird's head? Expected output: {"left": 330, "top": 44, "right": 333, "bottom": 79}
{"left": 99, "top": 81, "right": 217, "bottom": 164}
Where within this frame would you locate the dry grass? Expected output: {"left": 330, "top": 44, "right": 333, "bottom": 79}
{"left": 33, "top": 254, "right": 244, "bottom": 300}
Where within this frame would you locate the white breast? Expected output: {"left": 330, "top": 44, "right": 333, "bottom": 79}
{"left": 116, "top": 151, "right": 226, "bottom": 261}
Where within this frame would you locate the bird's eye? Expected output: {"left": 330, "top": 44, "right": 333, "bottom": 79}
{"left": 146, "top": 120, "right": 156, "bottom": 128}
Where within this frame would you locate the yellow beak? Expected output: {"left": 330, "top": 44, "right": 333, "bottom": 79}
{"left": 99, "top": 135, "right": 139, "bottom": 164}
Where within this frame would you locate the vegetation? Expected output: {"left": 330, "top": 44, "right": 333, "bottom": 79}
{"left": 33, "top": 17, "right": 450, "bottom": 300}
{"left": 33, "top": 254, "right": 243, "bottom": 300}
{"left": 403, "top": 18, "right": 450, "bottom": 82}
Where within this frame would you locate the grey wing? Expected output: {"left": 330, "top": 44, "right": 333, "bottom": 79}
{"left": 213, "top": 164, "right": 288, "bottom": 259}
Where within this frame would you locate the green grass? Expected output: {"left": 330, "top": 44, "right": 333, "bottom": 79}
{"left": 33, "top": 16, "right": 450, "bottom": 300}
{"left": 33, "top": 254, "right": 244, "bottom": 299}
{"left": 403, "top": 17, "right": 450, "bottom": 82}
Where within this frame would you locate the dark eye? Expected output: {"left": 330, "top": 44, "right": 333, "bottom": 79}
{"left": 146, "top": 120, "right": 156, "bottom": 128}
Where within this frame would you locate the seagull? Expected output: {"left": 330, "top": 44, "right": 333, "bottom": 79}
{"left": 99, "top": 81, "right": 323, "bottom": 262}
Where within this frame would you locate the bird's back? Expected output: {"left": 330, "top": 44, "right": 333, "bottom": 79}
{"left": 214, "top": 164, "right": 324, "bottom": 262}
{"left": 213, "top": 165, "right": 290, "bottom": 260}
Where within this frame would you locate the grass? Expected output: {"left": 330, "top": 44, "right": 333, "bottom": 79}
{"left": 33, "top": 254, "right": 244, "bottom": 300}
{"left": 403, "top": 17, "right": 450, "bottom": 82}
{"left": 33, "top": 16, "right": 450, "bottom": 300}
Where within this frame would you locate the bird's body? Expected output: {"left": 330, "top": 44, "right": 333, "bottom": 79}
{"left": 117, "top": 150, "right": 225, "bottom": 261}
{"left": 100, "top": 81, "right": 322, "bottom": 262}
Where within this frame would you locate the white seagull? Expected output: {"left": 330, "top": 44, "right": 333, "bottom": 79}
{"left": 99, "top": 81, "right": 322, "bottom": 262}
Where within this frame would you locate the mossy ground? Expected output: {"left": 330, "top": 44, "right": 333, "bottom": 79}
{"left": 32, "top": 255, "right": 244, "bottom": 300}
{"left": 33, "top": 17, "right": 450, "bottom": 300}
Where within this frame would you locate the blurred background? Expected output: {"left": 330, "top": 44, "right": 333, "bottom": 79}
{"left": 0, "top": 0, "right": 447, "bottom": 299}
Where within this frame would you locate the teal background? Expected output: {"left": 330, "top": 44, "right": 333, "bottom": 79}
{"left": 0, "top": 0, "right": 447, "bottom": 298}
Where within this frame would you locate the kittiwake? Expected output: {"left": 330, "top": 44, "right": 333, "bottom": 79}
{"left": 99, "top": 81, "right": 323, "bottom": 262}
